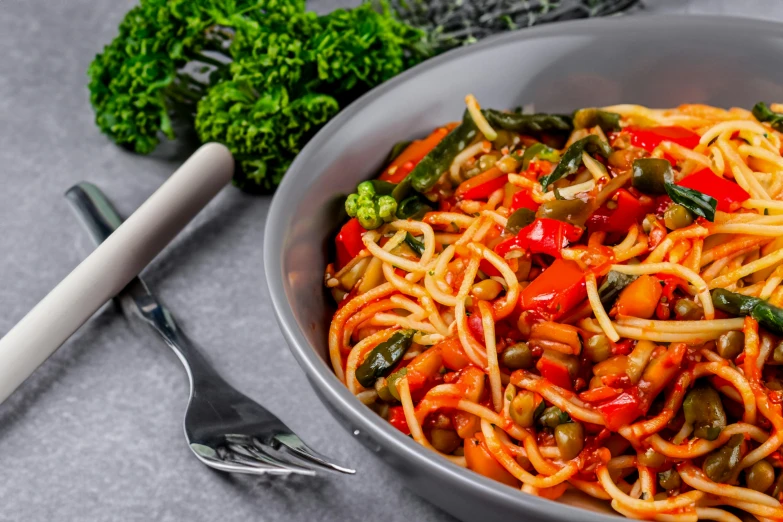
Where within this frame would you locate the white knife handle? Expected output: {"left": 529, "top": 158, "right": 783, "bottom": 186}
{"left": 0, "top": 143, "right": 234, "bottom": 404}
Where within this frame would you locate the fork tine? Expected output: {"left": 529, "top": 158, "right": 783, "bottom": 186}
{"left": 194, "top": 451, "right": 293, "bottom": 476}
{"left": 225, "top": 444, "right": 316, "bottom": 477}
{"left": 229, "top": 443, "right": 316, "bottom": 476}
{"left": 272, "top": 433, "right": 356, "bottom": 474}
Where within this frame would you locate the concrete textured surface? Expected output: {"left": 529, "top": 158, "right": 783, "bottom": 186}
{"left": 0, "top": 0, "right": 779, "bottom": 520}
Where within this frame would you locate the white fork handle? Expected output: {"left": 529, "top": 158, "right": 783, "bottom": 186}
{"left": 0, "top": 143, "right": 234, "bottom": 404}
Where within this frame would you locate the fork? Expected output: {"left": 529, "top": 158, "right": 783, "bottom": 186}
{"left": 66, "top": 182, "right": 354, "bottom": 477}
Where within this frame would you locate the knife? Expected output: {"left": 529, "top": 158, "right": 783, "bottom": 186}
{"left": 0, "top": 143, "right": 233, "bottom": 403}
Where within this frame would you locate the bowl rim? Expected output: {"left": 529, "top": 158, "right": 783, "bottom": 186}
{"left": 264, "top": 14, "right": 782, "bottom": 521}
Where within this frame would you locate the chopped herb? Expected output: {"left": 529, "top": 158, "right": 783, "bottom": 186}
{"left": 664, "top": 182, "right": 717, "bottom": 222}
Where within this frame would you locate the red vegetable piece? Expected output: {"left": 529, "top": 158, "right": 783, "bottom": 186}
{"left": 519, "top": 259, "right": 587, "bottom": 320}
{"left": 510, "top": 190, "right": 540, "bottom": 212}
{"left": 388, "top": 406, "right": 410, "bottom": 435}
{"left": 462, "top": 174, "right": 509, "bottom": 200}
{"left": 495, "top": 218, "right": 583, "bottom": 258}
{"left": 628, "top": 126, "right": 701, "bottom": 152}
{"left": 677, "top": 168, "right": 750, "bottom": 212}
{"left": 536, "top": 355, "right": 572, "bottom": 390}
{"left": 587, "top": 189, "right": 655, "bottom": 233}
{"left": 595, "top": 389, "right": 643, "bottom": 431}
{"left": 335, "top": 218, "right": 365, "bottom": 269}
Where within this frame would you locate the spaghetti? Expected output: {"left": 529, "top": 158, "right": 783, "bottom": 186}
{"left": 325, "top": 99, "right": 783, "bottom": 520}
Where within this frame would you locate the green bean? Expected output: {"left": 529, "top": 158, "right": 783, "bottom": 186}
{"left": 509, "top": 390, "right": 537, "bottom": 428}
{"left": 554, "top": 423, "right": 584, "bottom": 460}
{"left": 539, "top": 135, "right": 613, "bottom": 190}
{"left": 501, "top": 343, "right": 533, "bottom": 370}
{"left": 717, "top": 331, "right": 744, "bottom": 360}
{"left": 703, "top": 434, "right": 743, "bottom": 482}
{"left": 683, "top": 385, "right": 726, "bottom": 441}
{"left": 664, "top": 205, "right": 695, "bottom": 230}
{"left": 355, "top": 330, "right": 415, "bottom": 388}
{"left": 482, "top": 109, "right": 573, "bottom": 135}
{"left": 538, "top": 406, "right": 570, "bottom": 429}
{"left": 387, "top": 368, "right": 407, "bottom": 401}
{"left": 632, "top": 158, "right": 673, "bottom": 195}
{"left": 396, "top": 194, "right": 432, "bottom": 220}
{"left": 404, "top": 232, "right": 425, "bottom": 256}
{"left": 711, "top": 289, "right": 783, "bottom": 336}
{"left": 746, "top": 459, "right": 776, "bottom": 492}
{"left": 572, "top": 108, "right": 621, "bottom": 132}
{"left": 505, "top": 208, "right": 536, "bottom": 235}
{"left": 658, "top": 469, "right": 682, "bottom": 490}
{"left": 752, "top": 102, "right": 783, "bottom": 132}
{"left": 406, "top": 110, "right": 479, "bottom": 194}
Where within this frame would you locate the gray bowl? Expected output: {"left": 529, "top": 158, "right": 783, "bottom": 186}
{"left": 264, "top": 15, "right": 783, "bottom": 522}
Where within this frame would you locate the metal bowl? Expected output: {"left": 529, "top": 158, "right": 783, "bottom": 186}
{"left": 264, "top": 15, "right": 783, "bottom": 522}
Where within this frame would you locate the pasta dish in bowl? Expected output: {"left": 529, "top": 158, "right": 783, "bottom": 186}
{"left": 324, "top": 96, "right": 783, "bottom": 521}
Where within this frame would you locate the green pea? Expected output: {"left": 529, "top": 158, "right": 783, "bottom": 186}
{"left": 539, "top": 406, "right": 570, "bottom": 429}
{"left": 357, "top": 206, "right": 383, "bottom": 230}
{"left": 430, "top": 429, "right": 461, "bottom": 454}
{"left": 746, "top": 460, "right": 776, "bottom": 492}
{"left": 717, "top": 331, "right": 745, "bottom": 360}
{"left": 658, "top": 468, "right": 682, "bottom": 490}
{"left": 683, "top": 385, "right": 726, "bottom": 441}
{"left": 345, "top": 193, "right": 360, "bottom": 217}
{"left": 356, "top": 180, "right": 375, "bottom": 198}
{"left": 703, "top": 434, "right": 743, "bottom": 483}
{"left": 674, "top": 299, "right": 704, "bottom": 320}
{"left": 554, "top": 423, "right": 584, "bottom": 460}
{"left": 664, "top": 204, "right": 694, "bottom": 230}
{"left": 585, "top": 334, "right": 612, "bottom": 363}
{"left": 509, "top": 391, "right": 537, "bottom": 428}
{"left": 638, "top": 448, "right": 665, "bottom": 468}
{"left": 501, "top": 343, "right": 533, "bottom": 370}
{"left": 377, "top": 195, "right": 398, "bottom": 222}
{"left": 479, "top": 152, "right": 501, "bottom": 171}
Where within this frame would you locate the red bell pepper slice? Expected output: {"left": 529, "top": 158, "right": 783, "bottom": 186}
{"left": 387, "top": 406, "right": 410, "bottom": 435}
{"left": 536, "top": 355, "right": 572, "bottom": 390}
{"left": 335, "top": 218, "right": 365, "bottom": 269}
{"left": 587, "top": 189, "right": 655, "bottom": 233}
{"left": 677, "top": 168, "right": 750, "bottom": 212}
{"left": 479, "top": 259, "right": 502, "bottom": 278}
{"left": 519, "top": 259, "right": 587, "bottom": 319}
{"left": 628, "top": 126, "right": 701, "bottom": 152}
{"left": 461, "top": 174, "right": 509, "bottom": 200}
{"left": 510, "top": 190, "right": 540, "bottom": 212}
{"left": 495, "top": 218, "right": 583, "bottom": 259}
{"left": 657, "top": 273, "right": 688, "bottom": 301}
{"left": 595, "top": 389, "right": 644, "bottom": 431}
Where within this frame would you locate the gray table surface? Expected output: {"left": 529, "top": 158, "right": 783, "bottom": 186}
{"left": 1, "top": 1, "right": 780, "bottom": 520}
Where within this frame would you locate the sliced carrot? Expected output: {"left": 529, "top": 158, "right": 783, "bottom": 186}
{"left": 615, "top": 274, "right": 662, "bottom": 319}
{"left": 455, "top": 166, "right": 504, "bottom": 198}
{"left": 464, "top": 436, "right": 520, "bottom": 487}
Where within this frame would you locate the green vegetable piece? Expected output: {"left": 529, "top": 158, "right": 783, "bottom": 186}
{"left": 658, "top": 469, "right": 682, "bottom": 490}
{"left": 521, "top": 143, "right": 561, "bottom": 171}
{"left": 554, "top": 422, "right": 584, "bottom": 460}
{"left": 746, "top": 459, "right": 776, "bottom": 493}
{"left": 717, "top": 331, "right": 745, "bottom": 360}
{"left": 703, "top": 434, "right": 744, "bottom": 483}
{"left": 509, "top": 390, "right": 537, "bottom": 428}
{"left": 674, "top": 298, "right": 703, "bottom": 320}
{"left": 406, "top": 110, "right": 479, "bottom": 194}
{"left": 404, "top": 232, "right": 425, "bottom": 256}
{"left": 664, "top": 205, "right": 695, "bottom": 230}
{"left": 573, "top": 108, "right": 621, "bottom": 132}
{"left": 396, "top": 194, "right": 433, "bottom": 220}
{"left": 632, "top": 158, "right": 673, "bottom": 195}
{"left": 386, "top": 367, "right": 407, "bottom": 402}
{"left": 505, "top": 208, "right": 536, "bottom": 235}
{"left": 539, "top": 135, "right": 613, "bottom": 190}
{"left": 752, "top": 102, "right": 783, "bottom": 132}
{"left": 377, "top": 195, "right": 398, "bottom": 222}
{"left": 683, "top": 385, "right": 726, "bottom": 441}
{"left": 711, "top": 288, "right": 783, "bottom": 336}
{"left": 345, "top": 193, "right": 360, "bottom": 217}
{"left": 535, "top": 198, "right": 591, "bottom": 227}
{"left": 357, "top": 205, "right": 383, "bottom": 230}
{"left": 664, "top": 183, "right": 717, "bottom": 222}
{"left": 501, "top": 343, "right": 533, "bottom": 370}
{"left": 355, "top": 330, "right": 415, "bottom": 388}
{"left": 357, "top": 180, "right": 376, "bottom": 198}
{"left": 538, "top": 406, "right": 570, "bottom": 429}
{"left": 598, "top": 271, "right": 638, "bottom": 309}
{"left": 482, "top": 109, "right": 573, "bottom": 135}
{"left": 369, "top": 180, "right": 396, "bottom": 196}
